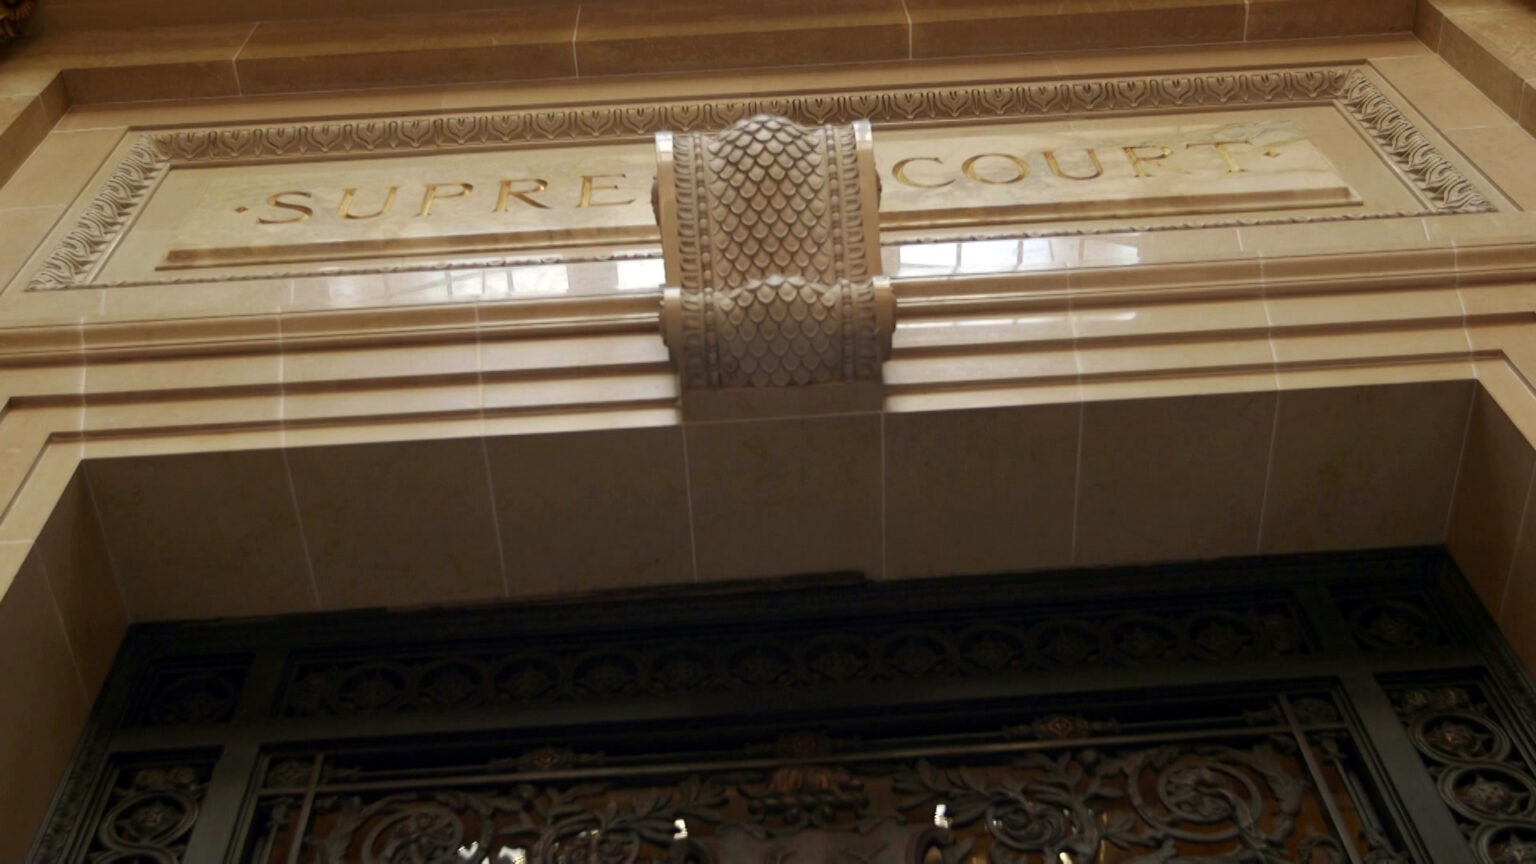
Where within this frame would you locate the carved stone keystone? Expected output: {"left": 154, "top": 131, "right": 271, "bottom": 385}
{"left": 655, "top": 115, "right": 892, "bottom": 394}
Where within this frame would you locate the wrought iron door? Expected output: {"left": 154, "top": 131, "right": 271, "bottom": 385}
{"left": 26, "top": 549, "right": 1536, "bottom": 864}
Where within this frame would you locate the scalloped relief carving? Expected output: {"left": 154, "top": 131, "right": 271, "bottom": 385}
{"left": 655, "top": 115, "right": 892, "bottom": 391}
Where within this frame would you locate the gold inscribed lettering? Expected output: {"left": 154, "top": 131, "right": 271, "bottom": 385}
{"left": 418, "top": 182, "right": 474, "bottom": 217}
{"left": 337, "top": 186, "right": 397, "bottom": 220}
{"left": 258, "top": 191, "right": 313, "bottom": 224}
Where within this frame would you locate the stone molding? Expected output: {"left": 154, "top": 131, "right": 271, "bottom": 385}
{"left": 25, "top": 66, "right": 1493, "bottom": 292}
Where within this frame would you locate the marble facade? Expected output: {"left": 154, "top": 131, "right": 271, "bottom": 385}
{"left": 3, "top": 0, "right": 1536, "bottom": 857}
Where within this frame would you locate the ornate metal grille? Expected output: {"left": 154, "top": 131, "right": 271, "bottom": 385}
{"left": 24, "top": 549, "right": 1536, "bottom": 864}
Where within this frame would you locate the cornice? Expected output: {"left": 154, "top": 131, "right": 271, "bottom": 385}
{"left": 23, "top": 65, "right": 1492, "bottom": 292}
{"left": 2, "top": 245, "right": 1533, "bottom": 370}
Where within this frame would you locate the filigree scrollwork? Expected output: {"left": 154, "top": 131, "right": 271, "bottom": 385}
{"left": 1349, "top": 599, "right": 1443, "bottom": 650}
{"left": 278, "top": 601, "right": 1311, "bottom": 718}
{"left": 86, "top": 761, "right": 210, "bottom": 864}
{"left": 1394, "top": 683, "right": 1536, "bottom": 864}
{"left": 129, "top": 659, "right": 248, "bottom": 727}
{"left": 251, "top": 739, "right": 1380, "bottom": 864}
{"left": 656, "top": 114, "right": 893, "bottom": 391}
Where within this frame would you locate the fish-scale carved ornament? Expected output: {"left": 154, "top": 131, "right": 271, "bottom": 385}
{"left": 655, "top": 115, "right": 891, "bottom": 391}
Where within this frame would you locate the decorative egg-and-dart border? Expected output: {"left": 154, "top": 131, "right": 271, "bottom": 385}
{"left": 25, "top": 66, "right": 1493, "bottom": 292}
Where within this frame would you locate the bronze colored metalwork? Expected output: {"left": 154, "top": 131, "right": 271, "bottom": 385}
{"left": 0, "top": 0, "right": 33, "bottom": 44}
{"left": 22, "top": 549, "right": 1535, "bottom": 864}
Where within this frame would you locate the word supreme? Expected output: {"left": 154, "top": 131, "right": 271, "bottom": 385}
{"left": 251, "top": 173, "right": 638, "bottom": 224}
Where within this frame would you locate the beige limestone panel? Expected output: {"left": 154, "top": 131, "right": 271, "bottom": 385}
{"left": 0, "top": 546, "right": 89, "bottom": 861}
{"left": 1243, "top": 219, "right": 1436, "bottom": 260}
{"left": 235, "top": 8, "right": 578, "bottom": 94}
{"left": 1264, "top": 287, "right": 1464, "bottom": 329}
{"left": 481, "top": 407, "right": 682, "bottom": 439}
{"left": 1260, "top": 381, "right": 1472, "bottom": 553}
{"left": 280, "top": 418, "right": 488, "bottom": 450}
{"left": 85, "top": 392, "right": 284, "bottom": 438}
{"left": 1416, "top": 0, "right": 1446, "bottom": 50}
{"left": 65, "top": 61, "right": 243, "bottom": 104}
{"left": 1269, "top": 324, "right": 1471, "bottom": 369}
{"left": 1044, "top": 37, "right": 1429, "bottom": 80}
{"left": 1461, "top": 281, "right": 1536, "bottom": 318}
{"left": 90, "top": 281, "right": 289, "bottom": 323}
{"left": 1246, "top": 0, "right": 1414, "bottom": 40}
{"left": 1443, "top": 124, "right": 1536, "bottom": 210}
{"left": 482, "top": 372, "right": 677, "bottom": 414}
{"left": 479, "top": 333, "right": 669, "bottom": 376}
{"left": 1078, "top": 370, "right": 1281, "bottom": 403}
{"left": 1445, "top": 8, "right": 1536, "bottom": 81}
{"left": 0, "top": 90, "right": 62, "bottom": 189}
{"left": 280, "top": 300, "right": 477, "bottom": 339}
{"left": 0, "top": 409, "right": 83, "bottom": 547}
{"left": 686, "top": 414, "right": 881, "bottom": 581}
{"left": 84, "top": 350, "right": 282, "bottom": 397}
{"left": 883, "top": 381, "right": 1084, "bottom": 413}
{"left": 34, "top": 0, "right": 579, "bottom": 29}
{"left": 8, "top": 23, "right": 254, "bottom": 71}
{"left": 1270, "top": 359, "right": 1472, "bottom": 391}
{"left": 80, "top": 427, "right": 286, "bottom": 461}
{"left": 0, "top": 205, "right": 64, "bottom": 292}
{"left": 1076, "top": 334, "right": 1274, "bottom": 380}
{"left": 1448, "top": 388, "right": 1536, "bottom": 613}
{"left": 0, "top": 128, "right": 123, "bottom": 211}
{"left": 0, "top": 363, "right": 84, "bottom": 401}
{"left": 905, "top": 0, "right": 1245, "bottom": 58}
{"left": 283, "top": 273, "right": 452, "bottom": 314}
{"left": 888, "top": 240, "right": 1074, "bottom": 280}
{"left": 1439, "top": 14, "right": 1528, "bottom": 116}
{"left": 1068, "top": 258, "right": 1261, "bottom": 298}
{"left": 0, "top": 438, "right": 84, "bottom": 551}
{"left": 81, "top": 315, "right": 278, "bottom": 354}
{"left": 282, "top": 340, "right": 477, "bottom": 387}
{"left": 34, "top": 470, "right": 123, "bottom": 697}
{"left": 884, "top": 403, "right": 1078, "bottom": 579}
{"left": 1477, "top": 359, "right": 1536, "bottom": 461}
{"left": 575, "top": 0, "right": 908, "bottom": 77}
{"left": 1071, "top": 294, "right": 1268, "bottom": 341}
{"left": 893, "top": 307, "right": 1073, "bottom": 351}
{"left": 285, "top": 381, "right": 481, "bottom": 426}
{"left": 1372, "top": 54, "right": 1515, "bottom": 130}
{"left": 883, "top": 346, "right": 1079, "bottom": 388}
{"left": 484, "top": 425, "right": 694, "bottom": 596}
{"left": 85, "top": 448, "right": 317, "bottom": 620}
{"left": 286, "top": 437, "right": 505, "bottom": 608}
{"left": 1076, "top": 391, "right": 1276, "bottom": 565}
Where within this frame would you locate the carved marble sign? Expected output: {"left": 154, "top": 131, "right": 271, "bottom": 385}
{"left": 875, "top": 117, "right": 1359, "bottom": 227}
{"left": 24, "top": 67, "right": 1492, "bottom": 291}
{"left": 162, "top": 145, "right": 659, "bottom": 270}
{"left": 159, "top": 117, "right": 1355, "bottom": 276}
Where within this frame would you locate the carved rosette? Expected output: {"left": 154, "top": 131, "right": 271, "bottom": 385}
{"left": 655, "top": 114, "right": 892, "bottom": 391}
